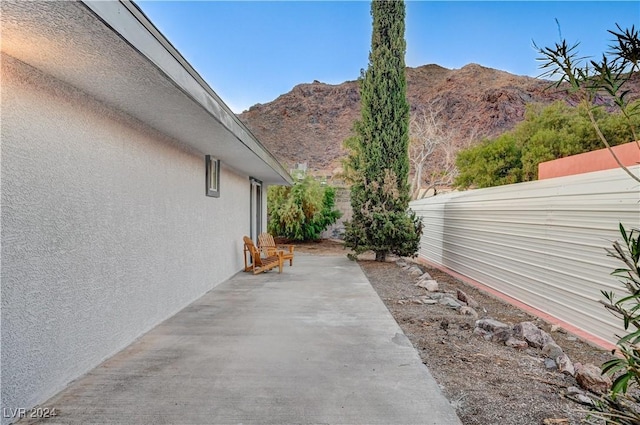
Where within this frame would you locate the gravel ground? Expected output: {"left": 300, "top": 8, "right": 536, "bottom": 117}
{"left": 295, "top": 239, "right": 616, "bottom": 425}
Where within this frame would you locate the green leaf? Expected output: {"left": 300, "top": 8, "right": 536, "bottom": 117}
{"left": 611, "top": 373, "right": 631, "bottom": 395}
{"left": 620, "top": 223, "right": 629, "bottom": 245}
{"left": 603, "top": 358, "right": 626, "bottom": 375}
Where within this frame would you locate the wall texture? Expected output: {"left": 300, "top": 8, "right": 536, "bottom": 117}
{"left": 410, "top": 166, "right": 640, "bottom": 345}
{"left": 538, "top": 141, "right": 640, "bottom": 180}
{"left": 1, "top": 55, "right": 256, "bottom": 417}
{"left": 321, "top": 185, "right": 351, "bottom": 240}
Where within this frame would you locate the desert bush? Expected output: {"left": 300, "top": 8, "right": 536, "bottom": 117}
{"left": 585, "top": 225, "right": 640, "bottom": 424}
{"left": 456, "top": 21, "right": 640, "bottom": 190}
{"left": 267, "top": 176, "right": 341, "bottom": 241}
{"left": 454, "top": 101, "right": 639, "bottom": 189}
{"left": 455, "top": 134, "right": 522, "bottom": 189}
{"left": 602, "top": 226, "right": 640, "bottom": 394}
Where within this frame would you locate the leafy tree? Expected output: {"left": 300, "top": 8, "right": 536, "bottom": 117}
{"left": 340, "top": 134, "right": 363, "bottom": 186}
{"left": 343, "top": 0, "right": 422, "bottom": 261}
{"left": 454, "top": 100, "right": 639, "bottom": 188}
{"left": 455, "top": 134, "right": 522, "bottom": 189}
{"left": 515, "top": 102, "right": 601, "bottom": 180}
{"left": 267, "top": 176, "right": 341, "bottom": 241}
{"left": 456, "top": 22, "right": 640, "bottom": 191}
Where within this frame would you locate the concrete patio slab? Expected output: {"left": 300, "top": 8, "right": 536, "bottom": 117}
{"left": 20, "top": 254, "right": 461, "bottom": 425}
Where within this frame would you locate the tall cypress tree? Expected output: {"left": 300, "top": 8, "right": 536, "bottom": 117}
{"left": 344, "top": 0, "right": 422, "bottom": 262}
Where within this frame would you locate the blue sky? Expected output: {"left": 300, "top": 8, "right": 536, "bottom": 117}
{"left": 136, "top": 1, "right": 640, "bottom": 113}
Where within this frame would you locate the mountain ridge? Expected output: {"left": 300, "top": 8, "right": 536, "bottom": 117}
{"left": 238, "top": 63, "right": 639, "bottom": 175}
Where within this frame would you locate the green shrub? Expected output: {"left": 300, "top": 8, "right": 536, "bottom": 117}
{"left": 586, "top": 225, "right": 640, "bottom": 424}
{"left": 534, "top": 23, "right": 640, "bottom": 424}
{"left": 454, "top": 101, "right": 639, "bottom": 189}
{"left": 455, "top": 134, "right": 522, "bottom": 189}
{"left": 602, "top": 225, "right": 640, "bottom": 394}
{"left": 267, "top": 176, "right": 341, "bottom": 241}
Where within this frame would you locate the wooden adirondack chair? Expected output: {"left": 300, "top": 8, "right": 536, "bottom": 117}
{"left": 258, "top": 233, "right": 295, "bottom": 267}
{"left": 243, "top": 236, "right": 283, "bottom": 275}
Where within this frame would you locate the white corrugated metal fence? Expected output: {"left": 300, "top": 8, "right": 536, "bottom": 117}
{"left": 410, "top": 166, "right": 640, "bottom": 345}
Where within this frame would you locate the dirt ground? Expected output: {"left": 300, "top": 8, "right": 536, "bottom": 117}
{"left": 294, "top": 239, "right": 616, "bottom": 425}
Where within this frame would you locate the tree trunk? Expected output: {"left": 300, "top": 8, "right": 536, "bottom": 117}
{"left": 375, "top": 251, "right": 387, "bottom": 262}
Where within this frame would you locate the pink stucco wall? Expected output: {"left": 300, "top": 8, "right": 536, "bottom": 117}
{"left": 538, "top": 141, "right": 640, "bottom": 179}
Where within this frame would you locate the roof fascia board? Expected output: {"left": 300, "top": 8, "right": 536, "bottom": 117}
{"left": 81, "top": 0, "right": 292, "bottom": 185}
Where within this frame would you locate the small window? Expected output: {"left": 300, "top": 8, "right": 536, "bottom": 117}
{"left": 205, "top": 155, "right": 220, "bottom": 197}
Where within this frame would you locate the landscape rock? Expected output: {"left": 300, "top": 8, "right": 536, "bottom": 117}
{"left": 425, "top": 281, "right": 439, "bottom": 292}
{"left": 556, "top": 353, "right": 575, "bottom": 376}
{"left": 491, "top": 327, "right": 513, "bottom": 344}
{"left": 419, "top": 296, "right": 436, "bottom": 305}
{"left": 395, "top": 260, "right": 408, "bottom": 268}
{"left": 514, "top": 321, "right": 555, "bottom": 349}
{"left": 416, "top": 279, "right": 439, "bottom": 292}
{"left": 356, "top": 246, "right": 638, "bottom": 423}
{"left": 456, "top": 289, "right": 480, "bottom": 309}
{"left": 428, "top": 293, "right": 447, "bottom": 300}
{"left": 575, "top": 363, "right": 611, "bottom": 394}
{"left": 505, "top": 337, "right": 529, "bottom": 350}
{"left": 544, "top": 358, "right": 558, "bottom": 370}
{"left": 566, "top": 386, "right": 594, "bottom": 406}
{"left": 418, "top": 272, "right": 432, "bottom": 280}
{"left": 542, "top": 342, "right": 564, "bottom": 360}
{"left": 566, "top": 386, "right": 583, "bottom": 396}
{"left": 473, "top": 327, "right": 491, "bottom": 338}
{"left": 439, "top": 297, "right": 462, "bottom": 310}
{"left": 574, "top": 394, "right": 594, "bottom": 406}
{"left": 475, "top": 318, "right": 511, "bottom": 333}
{"left": 459, "top": 306, "right": 478, "bottom": 319}
{"left": 406, "top": 295, "right": 438, "bottom": 305}
{"left": 408, "top": 266, "right": 423, "bottom": 277}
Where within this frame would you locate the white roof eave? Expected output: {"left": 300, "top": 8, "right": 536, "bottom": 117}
{"left": 84, "top": 0, "right": 292, "bottom": 186}
{"left": 1, "top": 0, "right": 292, "bottom": 186}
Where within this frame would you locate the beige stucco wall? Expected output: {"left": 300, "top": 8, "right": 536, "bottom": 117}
{"left": 1, "top": 54, "right": 256, "bottom": 419}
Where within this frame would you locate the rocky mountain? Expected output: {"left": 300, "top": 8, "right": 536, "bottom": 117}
{"left": 238, "top": 63, "right": 640, "bottom": 175}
